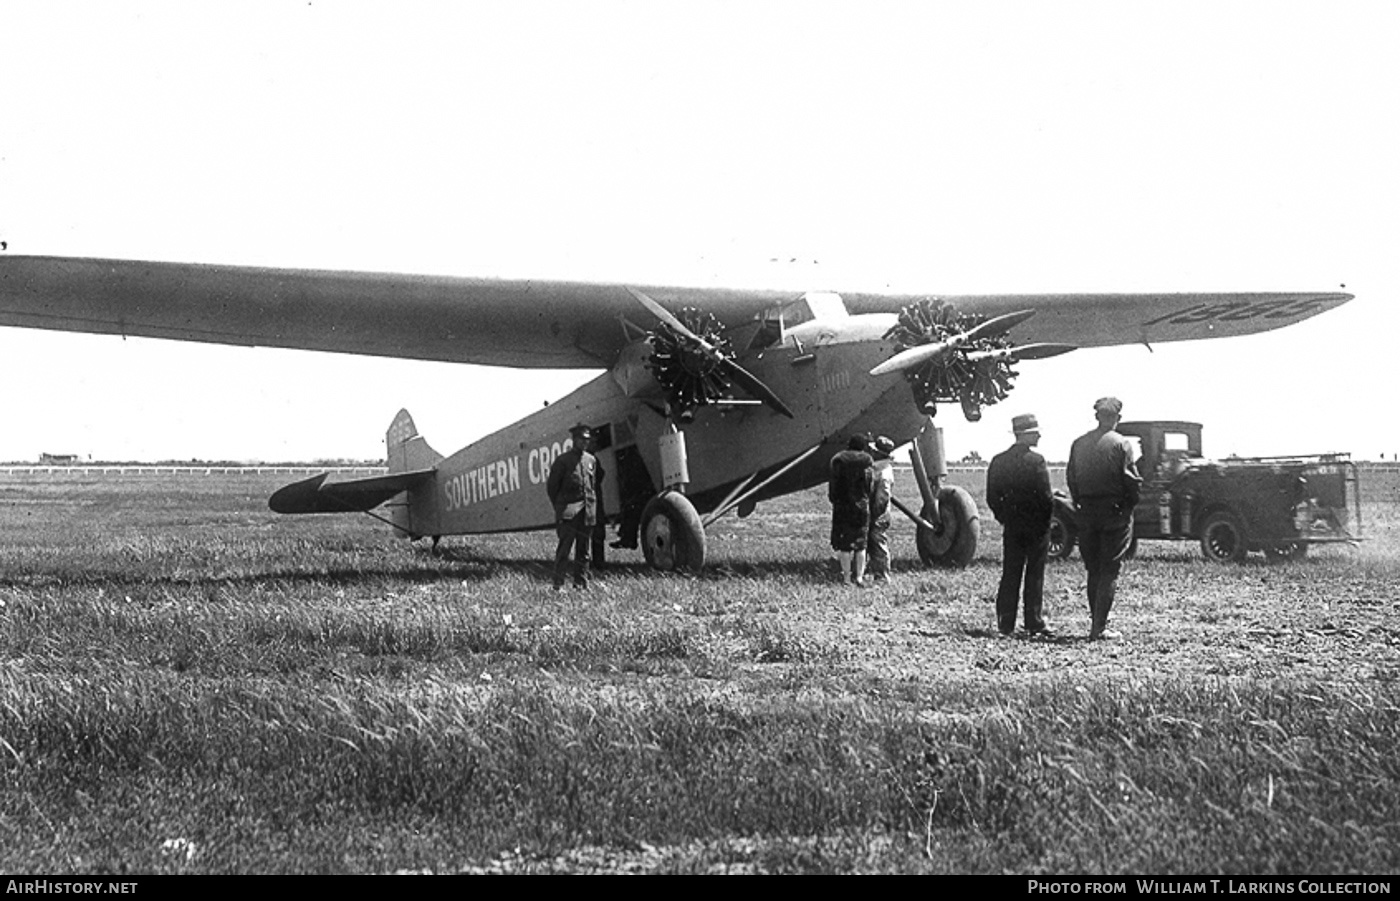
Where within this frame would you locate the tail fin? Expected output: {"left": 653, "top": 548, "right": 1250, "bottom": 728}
{"left": 384, "top": 409, "right": 442, "bottom": 539}
{"left": 386, "top": 409, "right": 444, "bottom": 473}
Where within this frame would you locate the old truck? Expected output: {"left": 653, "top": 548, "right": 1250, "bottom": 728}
{"left": 1048, "top": 420, "right": 1361, "bottom": 563}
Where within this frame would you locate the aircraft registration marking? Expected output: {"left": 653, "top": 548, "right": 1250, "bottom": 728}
{"left": 1141, "top": 297, "right": 1329, "bottom": 327}
{"left": 821, "top": 369, "right": 851, "bottom": 393}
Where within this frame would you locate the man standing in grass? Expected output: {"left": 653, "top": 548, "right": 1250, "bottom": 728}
{"left": 866, "top": 435, "right": 897, "bottom": 584}
{"left": 547, "top": 423, "right": 599, "bottom": 591}
{"left": 1066, "top": 397, "right": 1142, "bottom": 640}
{"left": 829, "top": 434, "right": 875, "bottom": 587}
{"left": 987, "top": 414, "right": 1054, "bottom": 638}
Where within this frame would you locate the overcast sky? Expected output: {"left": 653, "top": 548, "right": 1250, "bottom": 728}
{"left": 1, "top": 1, "right": 1395, "bottom": 463}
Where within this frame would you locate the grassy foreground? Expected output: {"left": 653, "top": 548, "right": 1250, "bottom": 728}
{"left": 1, "top": 470, "right": 1397, "bottom": 874}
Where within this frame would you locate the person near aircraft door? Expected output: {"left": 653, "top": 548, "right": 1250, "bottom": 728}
{"left": 829, "top": 434, "right": 875, "bottom": 586}
{"left": 590, "top": 452, "right": 607, "bottom": 569}
{"left": 866, "top": 435, "right": 897, "bottom": 584}
{"left": 987, "top": 414, "right": 1054, "bottom": 638}
{"left": 609, "top": 444, "right": 653, "bottom": 551}
{"left": 1066, "top": 397, "right": 1143, "bottom": 640}
{"left": 546, "top": 423, "right": 599, "bottom": 590}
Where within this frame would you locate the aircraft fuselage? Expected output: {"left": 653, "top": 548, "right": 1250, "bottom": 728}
{"left": 397, "top": 311, "right": 924, "bottom": 538}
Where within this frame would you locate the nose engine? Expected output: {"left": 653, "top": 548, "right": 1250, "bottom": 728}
{"left": 645, "top": 307, "right": 735, "bottom": 422}
{"left": 624, "top": 288, "right": 795, "bottom": 424}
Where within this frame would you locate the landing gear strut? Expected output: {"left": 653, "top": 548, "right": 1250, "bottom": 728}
{"left": 916, "top": 486, "right": 979, "bottom": 568}
{"left": 905, "top": 419, "right": 979, "bottom": 568}
{"left": 636, "top": 426, "right": 707, "bottom": 573}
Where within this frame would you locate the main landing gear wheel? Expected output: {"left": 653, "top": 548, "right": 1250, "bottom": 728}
{"left": 916, "top": 486, "right": 979, "bottom": 569}
{"left": 1200, "top": 510, "right": 1248, "bottom": 563}
{"left": 640, "top": 490, "right": 707, "bottom": 573}
{"left": 1047, "top": 510, "right": 1077, "bottom": 560}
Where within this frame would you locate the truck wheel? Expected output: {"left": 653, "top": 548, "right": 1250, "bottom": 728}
{"left": 916, "top": 486, "right": 979, "bottom": 569}
{"left": 1265, "top": 542, "right": 1308, "bottom": 563}
{"left": 640, "top": 491, "right": 706, "bottom": 572}
{"left": 1047, "top": 511, "right": 1077, "bottom": 559}
{"left": 1200, "top": 510, "right": 1247, "bottom": 563}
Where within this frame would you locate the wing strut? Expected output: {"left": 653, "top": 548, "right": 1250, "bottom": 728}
{"left": 701, "top": 445, "right": 822, "bottom": 527}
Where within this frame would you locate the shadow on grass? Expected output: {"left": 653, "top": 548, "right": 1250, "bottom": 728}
{"left": 959, "top": 623, "right": 1099, "bottom": 646}
{"left": 2, "top": 531, "right": 1016, "bottom": 594}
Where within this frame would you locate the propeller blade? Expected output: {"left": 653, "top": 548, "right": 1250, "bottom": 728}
{"left": 962, "top": 309, "right": 1037, "bottom": 342}
{"left": 720, "top": 357, "right": 796, "bottom": 419}
{"left": 629, "top": 286, "right": 795, "bottom": 419}
{"left": 870, "top": 308, "right": 1040, "bottom": 377}
{"left": 869, "top": 339, "right": 954, "bottom": 376}
{"left": 627, "top": 287, "right": 716, "bottom": 353}
{"left": 965, "top": 342, "right": 1078, "bottom": 364}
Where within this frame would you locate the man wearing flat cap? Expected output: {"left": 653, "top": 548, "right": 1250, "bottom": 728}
{"left": 1067, "top": 397, "right": 1142, "bottom": 640}
{"left": 866, "top": 436, "right": 898, "bottom": 584}
{"left": 546, "top": 423, "right": 599, "bottom": 590}
{"left": 987, "top": 413, "right": 1054, "bottom": 637}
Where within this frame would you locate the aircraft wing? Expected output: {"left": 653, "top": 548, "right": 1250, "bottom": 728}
{"left": 844, "top": 290, "right": 1355, "bottom": 348}
{"left": 0, "top": 255, "right": 1351, "bottom": 367}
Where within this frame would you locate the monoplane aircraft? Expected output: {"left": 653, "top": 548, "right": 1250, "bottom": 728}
{"left": 0, "top": 255, "right": 1351, "bottom": 570}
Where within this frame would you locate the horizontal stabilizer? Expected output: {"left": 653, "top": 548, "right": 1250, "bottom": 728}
{"left": 269, "top": 469, "right": 434, "bottom": 515}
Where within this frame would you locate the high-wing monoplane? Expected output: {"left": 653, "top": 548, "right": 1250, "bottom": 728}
{"left": 0, "top": 255, "right": 1352, "bottom": 570}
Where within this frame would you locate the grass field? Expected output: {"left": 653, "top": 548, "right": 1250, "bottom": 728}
{"left": 1, "top": 468, "right": 1397, "bottom": 874}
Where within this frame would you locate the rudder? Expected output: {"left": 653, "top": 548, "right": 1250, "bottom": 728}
{"left": 386, "top": 409, "right": 444, "bottom": 473}
{"left": 384, "top": 409, "right": 443, "bottom": 538}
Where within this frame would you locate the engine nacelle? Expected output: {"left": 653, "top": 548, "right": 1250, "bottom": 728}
{"left": 611, "top": 338, "right": 663, "bottom": 399}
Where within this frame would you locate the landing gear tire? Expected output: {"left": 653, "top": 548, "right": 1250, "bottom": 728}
{"left": 1265, "top": 542, "right": 1308, "bottom": 563}
{"left": 1047, "top": 511, "right": 1077, "bottom": 560}
{"left": 640, "top": 490, "right": 707, "bottom": 573}
{"left": 1200, "top": 510, "right": 1248, "bottom": 563}
{"left": 916, "top": 486, "right": 979, "bottom": 569}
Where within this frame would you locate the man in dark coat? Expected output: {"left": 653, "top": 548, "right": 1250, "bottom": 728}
{"left": 829, "top": 434, "right": 875, "bottom": 586}
{"left": 987, "top": 413, "right": 1054, "bottom": 638}
{"left": 1066, "top": 397, "right": 1143, "bottom": 640}
{"left": 546, "top": 423, "right": 598, "bottom": 590}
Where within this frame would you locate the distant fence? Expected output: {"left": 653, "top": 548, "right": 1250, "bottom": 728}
{"left": 0, "top": 466, "right": 387, "bottom": 476}
{"left": 907, "top": 463, "right": 1400, "bottom": 474}
{"left": 4, "top": 462, "right": 1398, "bottom": 478}
{"left": 894, "top": 464, "right": 1066, "bottom": 476}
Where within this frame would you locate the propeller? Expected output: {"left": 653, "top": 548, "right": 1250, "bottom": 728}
{"left": 869, "top": 308, "right": 1037, "bottom": 376}
{"left": 873, "top": 301, "right": 1068, "bottom": 421}
{"left": 628, "top": 287, "right": 795, "bottom": 421}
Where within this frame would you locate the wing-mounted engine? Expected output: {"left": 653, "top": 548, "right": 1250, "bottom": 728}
{"left": 873, "top": 301, "right": 1075, "bottom": 421}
